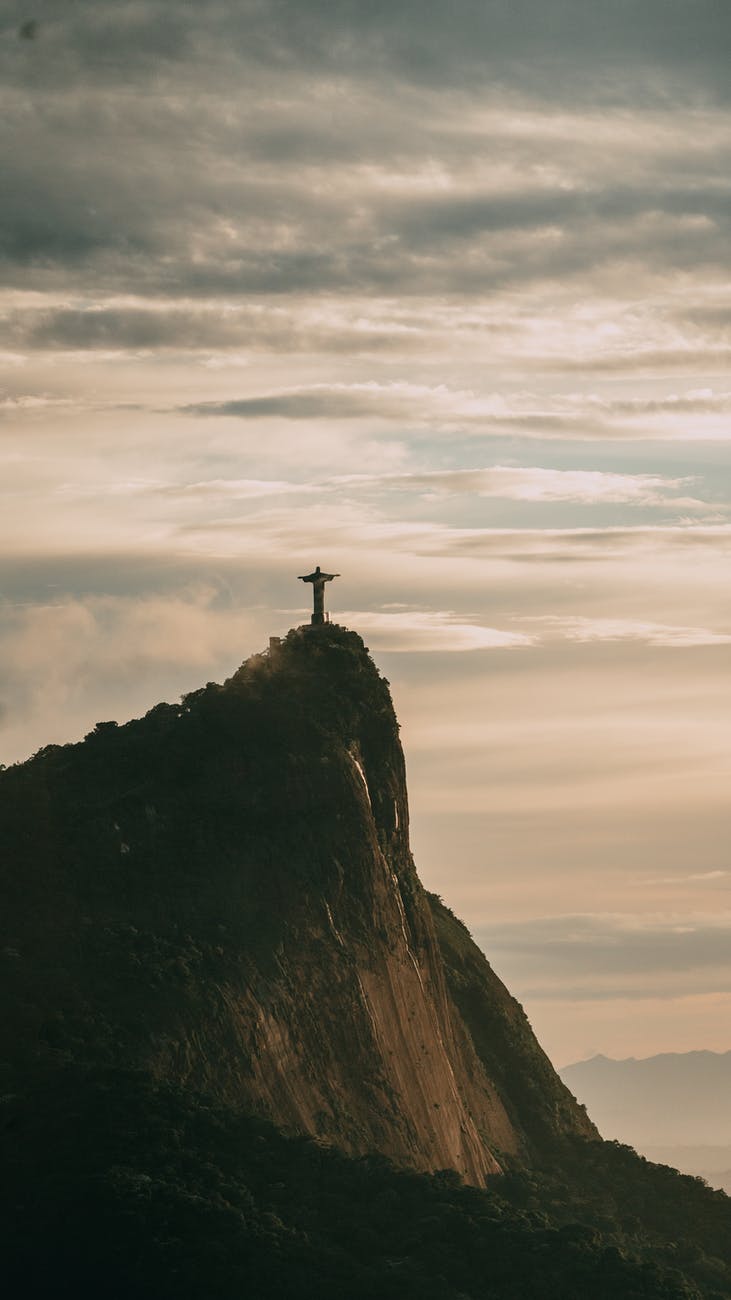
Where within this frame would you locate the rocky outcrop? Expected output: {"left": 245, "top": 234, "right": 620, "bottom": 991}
{"left": 0, "top": 624, "right": 595, "bottom": 1184}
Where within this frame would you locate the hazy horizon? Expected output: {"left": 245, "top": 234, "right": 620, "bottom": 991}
{"left": 560, "top": 1048, "right": 731, "bottom": 1191}
{"left": 564, "top": 1047, "right": 731, "bottom": 1067}
{"left": 2, "top": 0, "right": 729, "bottom": 1066}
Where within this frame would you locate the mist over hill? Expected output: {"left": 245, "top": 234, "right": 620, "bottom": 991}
{"left": 561, "top": 1050, "right": 731, "bottom": 1193}
{"left": 2, "top": 625, "right": 730, "bottom": 1297}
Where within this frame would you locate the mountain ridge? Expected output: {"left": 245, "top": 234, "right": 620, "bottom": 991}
{"left": 560, "top": 1046, "right": 731, "bottom": 1192}
{"left": 5, "top": 623, "right": 731, "bottom": 1297}
{"left": 0, "top": 624, "right": 594, "bottom": 1186}
{"left": 566, "top": 1049, "right": 731, "bottom": 1067}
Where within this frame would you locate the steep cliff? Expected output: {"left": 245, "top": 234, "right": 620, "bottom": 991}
{"left": 6, "top": 624, "right": 731, "bottom": 1299}
{"left": 0, "top": 624, "right": 593, "bottom": 1184}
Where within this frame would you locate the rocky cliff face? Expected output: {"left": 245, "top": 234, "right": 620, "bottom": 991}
{"left": 0, "top": 625, "right": 595, "bottom": 1184}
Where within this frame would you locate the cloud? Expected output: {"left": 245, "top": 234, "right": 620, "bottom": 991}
{"left": 8, "top": 306, "right": 251, "bottom": 352}
{"left": 178, "top": 383, "right": 731, "bottom": 442}
{"left": 2, "top": 32, "right": 730, "bottom": 310}
{"left": 158, "top": 478, "right": 318, "bottom": 501}
{"left": 591, "top": 389, "right": 731, "bottom": 417}
{"left": 3, "top": 1, "right": 729, "bottom": 102}
{"left": 335, "top": 608, "right": 535, "bottom": 652}
{"left": 161, "top": 464, "right": 709, "bottom": 511}
{"left": 2, "top": 301, "right": 436, "bottom": 359}
{"left": 425, "top": 523, "right": 731, "bottom": 564}
{"left": 158, "top": 502, "right": 731, "bottom": 579}
{"left": 0, "top": 587, "right": 271, "bottom": 762}
{"left": 183, "top": 389, "right": 393, "bottom": 421}
{"left": 476, "top": 912, "right": 731, "bottom": 1002}
{"left": 642, "top": 871, "right": 729, "bottom": 887}
{"left": 544, "top": 347, "right": 731, "bottom": 377}
{"left": 0, "top": 394, "right": 76, "bottom": 415}
{"left": 532, "top": 616, "right": 731, "bottom": 647}
{"left": 357, "top": 467, "right": 706, "bottom": 508}
{"left": 0, "top": 587, "right": 255, "bottom": 683}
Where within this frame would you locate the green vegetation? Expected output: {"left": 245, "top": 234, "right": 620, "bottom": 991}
{"left": 2, "top": 1066, "right": 720, "bottom": 1300}
{"left": 501, "top": 1139, "right": 731, "bottom": 1296}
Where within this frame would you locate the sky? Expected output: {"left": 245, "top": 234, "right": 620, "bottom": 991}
{"left": 2, "top": 0, "right": 730, "bottom": 1067}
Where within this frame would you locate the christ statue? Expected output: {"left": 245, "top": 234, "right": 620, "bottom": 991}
{"left": 298, "top": 565, "right": 340, "bottom": 626}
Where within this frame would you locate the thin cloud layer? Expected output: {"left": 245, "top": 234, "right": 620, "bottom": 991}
{"left": 349, "top": 467, "right": 707, "bottom": 507}
{"left": 472, "top": 912, "right": 731, "bottom": 1062}
{"left": 477, "top": 912, "right": 731, "bottom": 1001}
{"left": 178, "top": 384, "right": 731, "bottom": 441}
{"left": 336, "top": 609, "right": 535, "bottom": 652}
{"left": 533, "top": 616, "right": 731, "bottom": 647}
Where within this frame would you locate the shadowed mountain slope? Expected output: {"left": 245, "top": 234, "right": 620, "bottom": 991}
{"left": 3, "top": 625, "right": 731, "bottom": 1298}
{"left": 0, "top": 625, "right": 593, "bottom": 1184}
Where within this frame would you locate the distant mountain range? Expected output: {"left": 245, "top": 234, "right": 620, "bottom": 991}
{"left": 561, "top": 1050, "right": 731, "bottom": 1192}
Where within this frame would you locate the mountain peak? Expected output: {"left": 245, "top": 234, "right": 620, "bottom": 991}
{"left": 1, "top": 630, "right": 594, "bottom": 1184}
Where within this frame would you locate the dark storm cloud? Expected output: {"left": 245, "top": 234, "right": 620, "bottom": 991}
{"left": 0, "top": 0, "right": 728, "bottom": 308}
{"left": 2, "top": 1, "right": 194, "bottom": 85}
{"left": 0, "top": 130, "right": 173, "bottom": 272}
{"left": 388, "top": 183, "right": 729, "bottom": 243}
{"left": 2, "top": 146, "right": 726, "bottom": 299}
{"left": 4, "top": 144, "right": 728, "bottom": 293}
{"left": 386, "top": 184, "right": 731, "bottom": 270}
{"left": 3, "top": 1, "right": 730, "bottom": 100}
